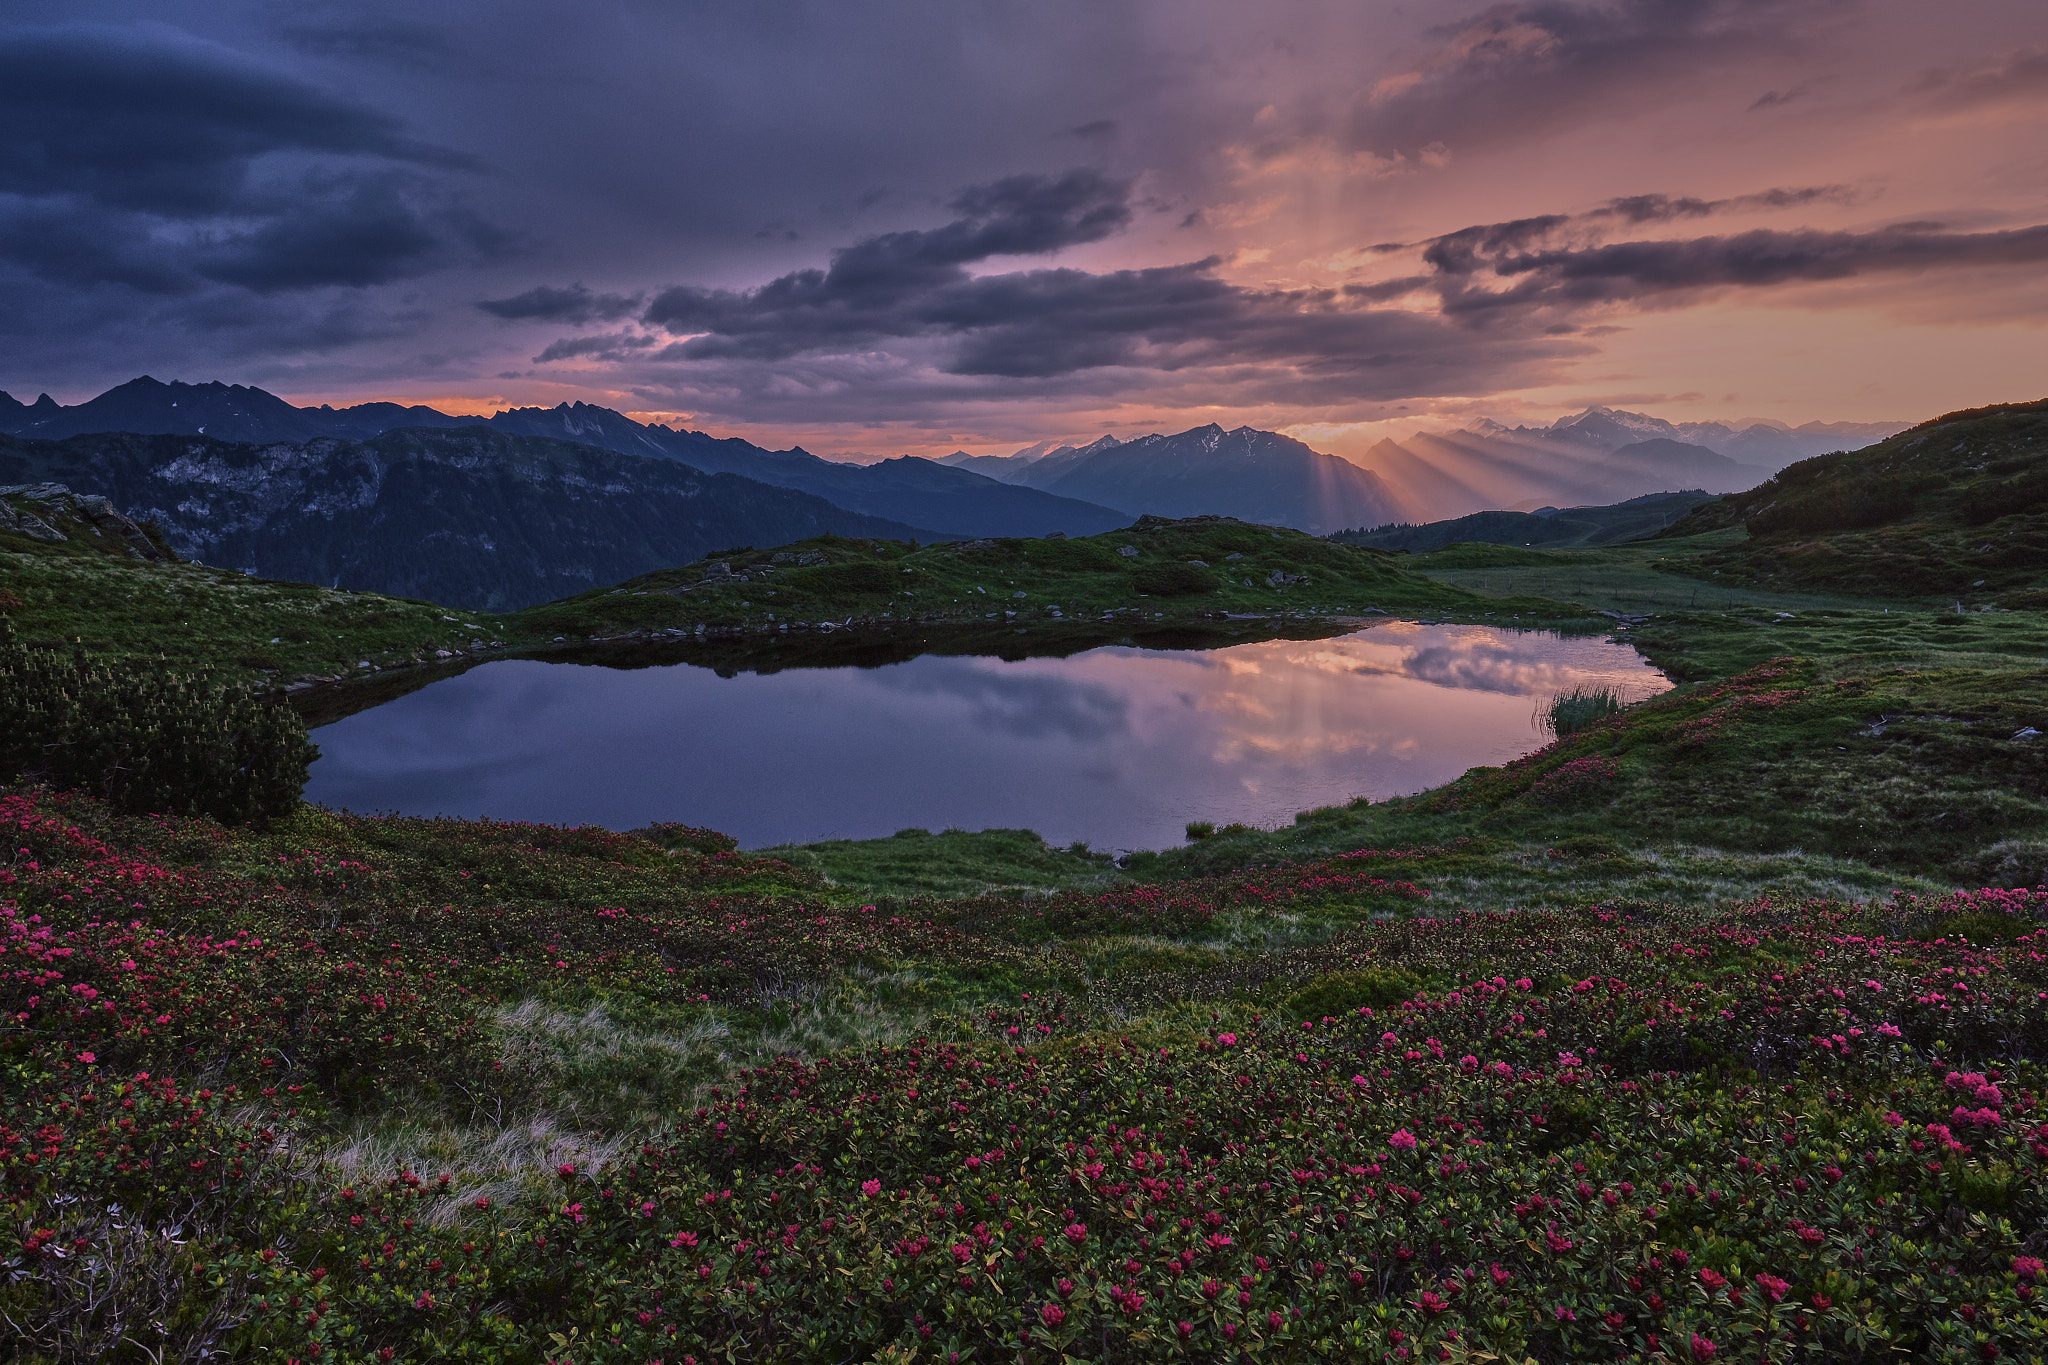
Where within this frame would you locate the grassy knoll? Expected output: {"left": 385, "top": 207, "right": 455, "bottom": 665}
{"left": 501, "top": 514, "right": 1567, "bottom": 644}
{"left": 2, "top": 489, "right": 500, "bottom": 682}
{"left": 1667, "top": 397, "right": 2048, "bottom": 605}
{"left": 1403, "top": 529, "right": 1902, "bottom": 618}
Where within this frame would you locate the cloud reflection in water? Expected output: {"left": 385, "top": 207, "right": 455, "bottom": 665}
{"left": 305, "top": 621, "right": 1667, "bottom": 850}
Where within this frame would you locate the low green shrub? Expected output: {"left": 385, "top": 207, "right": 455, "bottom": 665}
{"left": 1282, "top": 966, "right": 1425, "bottom": 1018}
{"left": 1132, "top": 562, "right": 1221, "bottom": 596}
{"left": 630, "top": 821, "right": 742, "bottom": 856}
{"left": 1543, "top": 685, "right": 1624, "bottom": 737}
{"left": 1930, "top": 909, "right": 2038, "bottom": 943}
{"left": 1951, "top": 839, "right": 2048, "bottom": 890}
{"left": 783, "top": 560, "right": 903, "bottom": 595}
{"left": 0, "top": 633, "right": 312, "bottom": 825}
{"left": 1548, "top": 833, "right": 1631, "bottom": 861}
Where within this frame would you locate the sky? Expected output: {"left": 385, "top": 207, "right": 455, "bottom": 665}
{"left": 2, "top": 0, "right": 2046, "bottom": 462}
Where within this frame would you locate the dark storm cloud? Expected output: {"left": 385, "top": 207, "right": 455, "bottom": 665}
{"left": 525, "top": 152, "right": 2048, "bottom": 431}
{"left": 618, "top": 165, "right": 1581, "bottom": 395}
{"left": 640, "top": 171, "right": 1139, "bottom": 364}
{"left": 1749, "top": 82, "right": 1817, "bottom": 111}
{"left": 1427, "top": 221, "right": 2048, "bottom": 317}
{"left": 276, "top": 11, "right": 462, "bottom": 72}
{"left": 0, "top": 23, "right": 468, "bottom": 212}
{"left": 0, "top": 22, "right": 491, "bottom": 296}
{"left": 532, "top": 331, "right": 658, "bottom": 363}
{"left": 642, "top": 169, "right": 1134, "bottom": 350}
{"left": 520, "top": 168, "right": 1592, "bottom": 413}
{"left": 1594, "top": 186, "right": 1855, "bottom": 224}
{"left": 478, "top": 284, "right": 644, "bottom": 324}
{"left": 1346, "top": 0, "right": 1839, "bottom": 156}
{"left": 1907, "top": 49, "right": 2048, "bottom": 114}
{"left": 1416, "top": 185, "right": 1855, "bottom": 273}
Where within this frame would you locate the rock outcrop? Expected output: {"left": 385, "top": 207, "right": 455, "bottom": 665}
{"left": 0, "top": 482, "right": 174, "bottom": 560}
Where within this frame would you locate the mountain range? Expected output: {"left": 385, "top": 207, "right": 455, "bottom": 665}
{"left": 0, "top": 426, "right": 930, "bottom": 611}
{"left": 937, "top": 424, "right": 1401, "bottom": 535}
{"left": 1506, "top": 406, "right": 1907, "bottom": 466}
{"left": 0, "top": 378, "right": 1913, "bottom": 603}
{"left": 1353, "top": 408, "right": 1906, "bottom": 522}
{"left": 0, "top": 378, "right": 1127, "bottom": 543}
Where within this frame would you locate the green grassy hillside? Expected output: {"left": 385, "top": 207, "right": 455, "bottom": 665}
{"left": 2, "top": 485, "right": 499, "bottom": 681}
{"left": 1662, "top": 398, "right": 2048, "bottom": 604}
{"left": 504, "top": 514, "right": 1563, "bottom": 644}
{"left": 1334, "top": 490, "right": 1715, "bottom": 553}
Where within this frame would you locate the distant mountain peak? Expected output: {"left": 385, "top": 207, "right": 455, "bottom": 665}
{"left": 999, "top": 420, "right": 1401, "bottom": 534}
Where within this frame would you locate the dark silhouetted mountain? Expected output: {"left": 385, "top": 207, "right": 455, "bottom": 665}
{"left": 935, "top": 449, "right": 1046, "bottom": 480}
{"left": 490, "top": 403, "right": 1128, "bottom": 538}
{"left": 973, "top": 424, "right": 1402, "bottom": 535}
{"left": 0, "top": 376, "right": 478, "bottom": 443}
{"left": 0, "top": 427, "right": 932, "bottom": 611}
{"left": 1334, "top": 490, "right": 1718, "bottom": 553}
{"left": 1605, "top": 438, "right": 1768, "bottom": 489}
{"left": 0, "top": 379, "right": 1127, "bottom": 540}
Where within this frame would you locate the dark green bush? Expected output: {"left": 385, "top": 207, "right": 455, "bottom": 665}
{"left": 630, "top": 822, "right": 742, "bottom": 856}
{"left": 1950, "top": 839, "right": 2048, "bottom": 889}
{"left": 1930, "top": 910, "right": 2037, "bottom": 943}
{"left": 1961, "top": 469, "right": 2048, "bottom": 526}
{"left": 784, "top": 560, "right": 903, "bottom": 595}
{"left": 0, "top": 634, "right": 313, "bottom": 825}
{"left": 1132, "top": 562, "right": 1221, "bottom": 596}
{"left": 1021, "top": 537, "right": 1122, "bottom": 570}
{"left": 1746, "top": 474, "right": 1937, "bottom": 537}
{"left": 1282, "top": 966, "right": 1424, "bottom": 1019}
{"left": 1548, "top": 833, "right": 1630, "bottom": 861}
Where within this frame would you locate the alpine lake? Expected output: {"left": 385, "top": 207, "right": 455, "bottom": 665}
{"left": 303, "top": 617, "right": 1671, "bottom": 852}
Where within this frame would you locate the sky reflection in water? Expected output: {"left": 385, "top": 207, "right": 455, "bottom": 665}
{"left": 305, "top": 622, "right": 1668, "bottom": 850}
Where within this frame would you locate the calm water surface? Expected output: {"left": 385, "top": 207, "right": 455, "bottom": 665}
{"left": 305, "top": 622, "right": 1668, "bottom": 850}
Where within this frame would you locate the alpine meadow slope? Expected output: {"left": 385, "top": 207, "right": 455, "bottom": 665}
{"left": 1663, "top": 398, "right": 2048, "bottom": 604}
